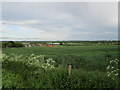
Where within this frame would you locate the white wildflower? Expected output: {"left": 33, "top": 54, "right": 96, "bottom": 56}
{"left": 107, "top": 66, "right": 110, "bottom": 69}
{"left": 111, "top": 67, "right": 114, "bottom": 69}
{"left": 115, "top": 73, "right": 118, "bottom": 76}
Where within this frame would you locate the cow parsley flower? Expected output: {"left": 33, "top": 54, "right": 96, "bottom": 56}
{"left": 107, "top": 59, "right": 119, "bottom": 80}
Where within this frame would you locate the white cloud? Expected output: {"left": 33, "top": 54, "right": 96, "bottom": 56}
{"left": 3, "top": 20, "right": 42, "bottom": 25}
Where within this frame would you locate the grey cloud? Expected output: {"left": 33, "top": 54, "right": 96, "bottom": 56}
{"left": 2, "top": 2, "right": 118, "bottom": 41}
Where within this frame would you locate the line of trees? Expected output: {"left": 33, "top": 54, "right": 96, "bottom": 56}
{"left": 2, "top": 41, "right": 24, "bottom": 48}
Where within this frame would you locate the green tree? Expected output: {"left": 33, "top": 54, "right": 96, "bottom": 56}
{"left": 2, "top": 41, "right": 23, "bottom": 48}
{"left": 60, "top": 42, "right": 63, "bottom": 45}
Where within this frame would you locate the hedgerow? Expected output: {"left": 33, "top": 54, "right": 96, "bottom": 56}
{"left": 2, "top": 53, "right": 119, "bottom": 89}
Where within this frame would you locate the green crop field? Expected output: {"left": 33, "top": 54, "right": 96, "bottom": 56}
{"left": 2, "top": 45, "right": 119, "bottom": 89}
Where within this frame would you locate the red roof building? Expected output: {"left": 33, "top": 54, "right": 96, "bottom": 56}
{"left": 38, "top": 44, "right": 43, "bottom": 46}
{"left": 45, "top": 45, "right": 54, "bottom": 47}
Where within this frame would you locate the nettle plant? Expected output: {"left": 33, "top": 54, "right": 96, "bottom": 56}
{"left": 107, "top": 59, "right": 119, "bottom": 80}
{"left": 27, "top": 54, "right": 56, "bottom": 69}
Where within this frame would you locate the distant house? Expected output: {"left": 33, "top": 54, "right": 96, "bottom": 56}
{"left": 45, "top": 45, "right": 54, "bottom": 47}
{"left": 38, "top": 44, "right": 43, "bottom": 46}
{"left": 63, "top": 43, "right": 80, "bottom": 46}
{"left": 45, "top": 43, "right": 60, "bottom": 47}
{"left": 22, "top": 43, "right": 32, "bottom": 47}
{"left": 31, "top": 44, "right": 37, "bottom": 47}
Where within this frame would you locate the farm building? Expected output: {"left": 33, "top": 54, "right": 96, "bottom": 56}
{"left": 63, "top": 43, "right": 81, "bottom": 46}
{"left": 45, "top": 45, "right": 54, "bottom": 47}
{"left": 22, "top": 43, "right": 37, "bottom": 47}
{"left": 38, "top": 44, "right": 43, "bottom": 46}
{"left": 47, "top": 43, "right": 60, "bottom": 45}
{"left": 22, "top": 43, "right": 32, "bottom": 47}
{"left": 45, "top": 43, "right": 60, "bottom": 47}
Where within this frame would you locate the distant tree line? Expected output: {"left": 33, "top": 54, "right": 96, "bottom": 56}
{"left": 2, "top": 40, "right": 119, "bottom": 48}
{"left": 2, "top": 41, "right": 24, "bottom": 48}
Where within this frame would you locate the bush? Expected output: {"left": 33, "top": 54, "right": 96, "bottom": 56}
{"left": 2, "top": 41, "right": 24, "bottom": 48}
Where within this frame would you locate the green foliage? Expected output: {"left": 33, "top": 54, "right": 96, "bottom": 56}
{"left": 60, "top": 42, "right": 63, "bottom": 45}
{"left": 2, "top": 41, "right": 24, "bottom": 48}
{"left": 2, "top": 45, "right": 119, "bottom": 89}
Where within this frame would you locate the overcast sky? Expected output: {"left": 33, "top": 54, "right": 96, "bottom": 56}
{"left": 1, "top": 2, "right": 118, "bottom": 41}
